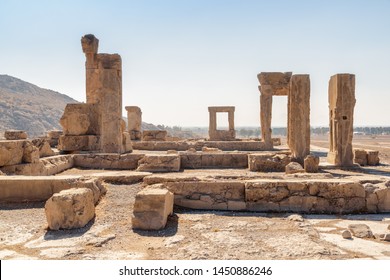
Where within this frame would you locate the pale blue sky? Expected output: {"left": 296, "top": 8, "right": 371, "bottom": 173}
{"left": 1, "top": 0, "right": 389, "bottom": 126}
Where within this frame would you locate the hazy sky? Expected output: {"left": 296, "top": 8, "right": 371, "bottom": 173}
{"left": 1, "top": 0, "right": 389, "bottom": 127}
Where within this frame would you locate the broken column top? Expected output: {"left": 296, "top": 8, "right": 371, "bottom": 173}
{"left": 257, "top": 72, "right": 292, "bottom": 96}
{"left": 81, "top": 34, "right": 99, "bottom": 54}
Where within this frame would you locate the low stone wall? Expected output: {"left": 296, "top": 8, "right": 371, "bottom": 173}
{"left": 0, "top": 155, "right": 74, "bottom": 176}
{"left": 146, "top": 178, "right": 390, "bottom": 214}
{"left": 0, "top": 176, "right": 105, "bottom": 203}
{"left": 132, "top": 140, "right": 270, "bottom": 151}
{"left": 180, "top": 152, "right": 248, "bottom": 169}
{"left": 73, "top": 153, "right": 144, "bottom": 170}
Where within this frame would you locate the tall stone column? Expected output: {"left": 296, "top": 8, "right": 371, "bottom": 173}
{"left": 288, "top": 74, "right": 310, "bottom": 163}
{"left": 81, "top": 34, "right": 125, "bottom": 153}
{"left": 126, "top": 106, "right": 142, "bottom": 140}
{"left": 327, "top": 74, "right": 356, "bottom": 166}
{"left": 259, "top": 86, "right": 273, "bottom": 149}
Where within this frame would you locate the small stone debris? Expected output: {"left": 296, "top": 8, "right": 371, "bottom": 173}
{"left": 348, "top": 224, "right": 373, "bottom": 238}
{"left": 342, "top": 230, "right": 352, "bottom": 239}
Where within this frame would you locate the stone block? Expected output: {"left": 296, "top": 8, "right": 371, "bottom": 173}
{"left": 137, "top": 155, "right": 180, "bottom": 172}
{"left": 45, "top": 188, "right": 95, "bottom": 230}
{"left": 257, "top": 72, "right": 292, "bottom": 96}
{"left": 73, "top": 153, "right": 143, "bottom": 170}
{"left": 367, "top": 150, "right": 379, "bottom": 166}
{"left": 47, "top": 130, "right": 63, "bottom": 147}
{"left": 142, "top": 130, "right": 167, "bottom": 141}
{"left": 4, "top": 130, "right": 28, "bottom": 140}
{"left": 132, "top": 187, "right": 174, "bottom": 230}
{"left": 58, "top": 135, "right": 100, "bottom": 151}
{"left": 22, "top": 141, "right": 40, "bottom": 163}
{"left": 60, "top": 103, "right": 99, "bottom": 136}
{"left": 248, "top": 153, "right": 291, "bottom": 172}
{"left": 304, "top": 155, "right": 319, "bottom": 173}
{"left": 0, "top": 140, "right": 25, "bottom": 166}
{"left": 354, "top": 149, "right": 368, "bottom": 166}
{"left": 32, "top": 138, "right": 55, "bottom": 157}
{"left": 285, "top": 162, "right": 305, "bottom": 174}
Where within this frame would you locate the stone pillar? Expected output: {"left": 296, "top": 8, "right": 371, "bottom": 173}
{"left": 259, "top": 86, "right": 273, "bottom": 149}
{"left": 125, "top": 106, "right": 142, "bottom": 140}
{"left": 327, "top": 74, "right": 356, "bottom": 166}
{"left": 209, "top": 108, "right": 217, "bottom": 137}
{"left": 287, "top": 74, "right": 310, "bottom": 162}
{"left": 81, "top": 34, "right": 125, "bottom": 153}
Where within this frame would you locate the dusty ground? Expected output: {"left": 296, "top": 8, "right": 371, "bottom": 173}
{"left": 1, "top": 136, "right": 390, "bottom": 260}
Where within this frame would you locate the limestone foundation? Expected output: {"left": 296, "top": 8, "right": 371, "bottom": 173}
{"left": 327, "top": 74, "right": 356, "bottom": 166}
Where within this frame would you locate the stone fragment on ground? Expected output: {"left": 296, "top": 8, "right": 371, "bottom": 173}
{"left": 132, "top": 186, "right": 174, "bottom": 230}
{"left": 45, "top": 188, "right": 95, "bottom": 230}
{"left": 348, "top": 224, "right": 373, "bottom": 238}
{"left": 285, "top": 162, "right": 305, "bottom": 174}
{"left": 342, "top": 230, "right": 352, "bottom": 239}
{"left": 287, "top": 214, "right": 304, "bottom": 222}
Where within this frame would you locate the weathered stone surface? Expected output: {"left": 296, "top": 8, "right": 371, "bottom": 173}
{"left": 257, "top": 72, "right": 292, "bottom": 94}
{"left": 285, "top": 162, "right": 304, "bottom": 174}
{"left": 137, "top": 155, "right": 180, "bottom": 172}
{"left": 32, "top": 138, "right": 55, "bottom": 157}
{"left": 287, "top": 214, "right": 304, "bottom": 222}
{"left": 367, "top": 150, "right": 379, "bottom": 166}
{"left": 208, "top": 106, "right": 236, "bottom": 141}
{"left": 248, "top": 153, "right": 291, "bottom": 172}
{"left": 354, "top": 149, "right": 368, "bottom": 166}
{"left": 245, "top": 181, "right": 290, "bottom": 202}
{"left": 244, "top": 179, "right": 365, "bottom": 213}
{"left": 46, "top": 130, "right": 63, "bottom": 147}
{"left": 304, "top": 155, "right": 319, "bottom": 173}
{"left": 73, "top": 153, "right": 143, "bottom": 170}
{"left": 201, "top": 147, "right": 221, "bottom": 153}
{"left": 180, "top": 152, "right": 248, "bottom": 169}
{"left": 0, "top": 175, "right": 103, "bottom": 203}
{"left": 328, "top": 74, "right": 356, "bottom": 166}
{"left": 0, "top": 140, "right": 26, "bottom": 166}
{"left": 132, "top": 187, "right": 174, "bottom": 230}
{"left": 142, "top": 130, "right": 167, "bottom": 141}
{"left": 348, "top": 224, "right": 373, "bottom": 238}
{"left": 45, "top": 188, "right": 95, "bottom": 230}
{"left": 364, "top": 183, "right": 390, "bottom": 213}
{"left": 58, "top": 135, "right": 100, "bottom": 151}
{"left": 131, "top": 140, "right": 268, "bottom": 151}
{"left": 60, "top": 104, "right": 99, "bottom": 136}
{"left": 125, "top": 106, "right": 142, "bottom": 140}
{"left": 380, "top": 233, "right": 390, "bottom": 242}
{"left": 287, "top": 74, "right": 310, "bottom": 162}
{"left": 342, "top": 230, "right": 352, "bottom": 239}
{"left": 1, "top": 155, "right": 74, "bottom": 176}
{"left": 22, "top": 141, "right": 40, "bottom": 163}
{"left": 4, "top": 130, "right": 27, "bottom": 140}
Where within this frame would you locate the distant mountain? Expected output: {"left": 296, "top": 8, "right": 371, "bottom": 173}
{"left": 0, "top": 74, "right": 78, "bottom": 137}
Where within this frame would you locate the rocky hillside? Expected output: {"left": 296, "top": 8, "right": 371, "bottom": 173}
{"left": 0, "top": 75, "right": 78, "bottom": 137}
